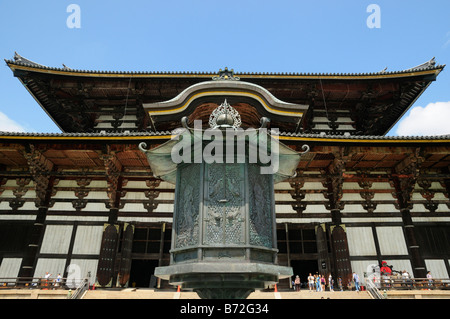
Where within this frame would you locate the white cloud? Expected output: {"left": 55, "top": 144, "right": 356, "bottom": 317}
{"left": 395, "top": 101, "right": 450, "bottom": 136}
{"left": 0, "top": 112, "right": 27, "bottom": 132}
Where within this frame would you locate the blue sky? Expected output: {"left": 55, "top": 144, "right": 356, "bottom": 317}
{"left": 0, "top": 0, "right": 449, "bottom": 135}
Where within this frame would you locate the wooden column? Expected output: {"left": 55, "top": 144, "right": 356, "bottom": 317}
{"left": 391, "top": 150, "right": 427, "bottom": 278}
{"left": 157, "top": 222, "right": 166, "bottom": 289}
{"left": 322, "top": 151, "right": 352, "bottom": 282}
{"left": 18, "top": 144, "right": 54, "bottom": 279}
{"left": 322, "top": 154, "right": 345, "bottom": 224}
{"left": 315, "top": 224, "right": 329, "bottom": 276}
{"left": 99, "top": 151, "right": 125, "bottom": 286}
{"left": 101, "top": 151, "right": 124, "bottom": 224}
{"left": 285, "top": 223, "right": 292, "bottom": 289}
{"left": 330, "top": 225, "right": 352, "bottom": 286}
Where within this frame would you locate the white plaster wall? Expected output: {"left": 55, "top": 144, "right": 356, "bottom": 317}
{"left": 85, "top": 191, "right": 109, "bottom": 200}
{"left": 46, "top": 216, "right": 108, "bottom": 222}
{"left": 68, "top": 259, "right": 99, "bottom": 286}
{"left": 425, "top": 259, "right": 449, "bottom": 279}
{"left": 52, "top": 191, "right": 77, "bottom": 199}
{"left": 342, "top": 204, "right": 366, "bottom": 213}
{"left": 0, "top": 258, "right": 22, "bottom": 281}
{"left": 274, "top": 182, "right": 293, "bottom": 190}
{"left": 122, "top": 192, "right": 147, "bottom": 200}
{"left": 389, "top": 260, "right": 413, "bottom": 276}
{"left": 277, "top": 218, "right": 332, "bottom": 224}
{"left": 118, "top": 216, "right": 173, "bottom": 223}
{"left": 303, "top": 205, "right": 327, "bottom": 214}
{"left": 351, "top": 259, "right": 378, "bottom": 280}
{"left": 48, "top": 202, "right": 74, "bottom": 211}
{"left": 276, "top": 205, "right": 296, "bottom": 214}
{"left": 72, "top": 226, "right": 104, "bottom": 255}
{"left": 304, "top": 193, "right": 326, "bottom": 201}
{"left": 40, "top": 225, "right": 73, "bottom": 254}
{"left": 153, "top": 203, "right": 174, "bottom": 213}
{"left": 303, "top": 182, "right": 326, "bottom": 190}
{"left": 376, "top": 226, "right": 408, "bottom": 255}
{"left": 347, "top": 227, "right": 377, "bottom": 256}
{"left": 274, "top": 193, "right": 293, "bottom": 201}
{"left": 374, "top": 204, "right": 397, "bottom": 213}
{"left": 342, "top": 217, "right": 403, "bottom": 223}
{"left": 122, "top": 203, "right": 148, "bottom": 212}
{"left": 0, "top": 214, "right": 36, "bottom": 221}
{"left": 34, "top": 258, "right": 66, "bottom": 281}
{"left": 157, "top": 192, "right": 174, "bottom": 200}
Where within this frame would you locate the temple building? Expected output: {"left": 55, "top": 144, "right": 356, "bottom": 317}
{"left": 0, "top": 52, "right": 449, "bottom": 290}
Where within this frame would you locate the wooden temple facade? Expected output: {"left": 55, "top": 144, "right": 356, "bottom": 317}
{"left": 0, "top": 53, "right": 449, "bottom": 289}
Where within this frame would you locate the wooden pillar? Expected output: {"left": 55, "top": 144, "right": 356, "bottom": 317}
{"left": 97, "top": 151, "right": 124, "bottom": 286}
{"left": 118, "top": 223, "right": 134, "bottom": 287}
{"left": 315, "top": 224, "right": 329, "bottom": 276}
{"left": 285, "top": 223, "right": 292, "bottom": 289}
{"left": 330, "top": 224, "right": 352, "bottom": 286}
{"left": 101, "top": 151, "right": 124, "bottom": 224}
{"left": 391, "top": 150, "right": 427, "bottom": 278}
{"left": 322, "top": 151, "right": 352, "bottom": 283}
{"left": 96, "top": 224, "right": 119, "bottom": 287}
{"left": 322, "top": 154, "right": 346, "bottom": 225}
{"left": 18, "top": 144, "right": 54, "bottom": 279}
{"left": 157, "top": 222, "right": 166, "bottom": 289}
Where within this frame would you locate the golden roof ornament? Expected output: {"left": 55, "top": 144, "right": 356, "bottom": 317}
{"left": 212, "top": 67, "right": 240, "bottom": 81}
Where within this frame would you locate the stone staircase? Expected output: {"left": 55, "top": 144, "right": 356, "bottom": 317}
{"left": 1, "top": 288, "right": 449, "bottom": 299}
{"left": 82, "top": 288, "right": 371, "bottom": 299}
{"left": 0, "top": 289, "right": 69, "bottom": 299}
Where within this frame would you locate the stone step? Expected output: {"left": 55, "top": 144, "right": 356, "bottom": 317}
{"left": 82, "top": 289, "right": 371, "bottom": 299}
{"left": 2, "top": 288, "right": 448, "bottom": 299}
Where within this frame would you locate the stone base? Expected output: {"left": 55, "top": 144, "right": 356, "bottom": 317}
{"left": 195, "top": 288, "right": 254, "bottom": 299}
{"left": 155, "top": 262, "right": 292, "bottom": 299}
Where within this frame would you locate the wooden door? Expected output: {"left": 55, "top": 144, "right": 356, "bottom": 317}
{"left": 118, "top": 223, "right": 134, "bottom": 286}
{"left": 96, "top": 224, "right": 119, "bottom": 286}
{"left": 331, "top": 225, "right": 352, "bottom": 285}
{"left": 316, "top": 224, "right": 329, "bottom": 276}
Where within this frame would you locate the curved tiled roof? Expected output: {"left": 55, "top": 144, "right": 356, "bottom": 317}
{"left": 5, "top": 52, "right": 445, "bottom": 78}
{"left": 0, "top": 130, "right": 448, "bottom": 143}
{"left": 4, "top": 52, "right": 446, "bottom": 137}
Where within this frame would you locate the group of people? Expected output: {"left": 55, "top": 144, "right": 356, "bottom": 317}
{"left": 292, "top": 272, "right": 365, "bottom": 292}
{"left": 292, "top": 273, "right": 346, "bottom": 292}
{"left": 42, "top": 272, "right": 63, "bottom": 288}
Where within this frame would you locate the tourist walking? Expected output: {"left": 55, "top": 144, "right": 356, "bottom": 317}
{"left": 338, "top": 277, "right": 343, "bottom": 291}
{"left": 294, "top": 275, "right": 301, "bottom": 292}
{"left": 320, "top": 275, "right": 326, "bottom": 291}
{"left": 426, "top": 271, "right": 433, "bottom": 289}
{"left": 308, "top": 273, "right": 314, "bottom": 292}
{"left": 328, "top": 274, "right": 334, "bottom": 291}
{"left": 402, "top": 270, "right": 412, "bottom": 289}
{"left": 54, "top": 273, "right": 62, "bottom": 288}
{"left": 352, "top": 272, "right": 360, "bottom": 292}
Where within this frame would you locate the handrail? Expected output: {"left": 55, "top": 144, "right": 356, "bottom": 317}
{"left": 378, "top": 277, "right": 450, "bottom": 290}
{"left": 365, "top": 277, "right": 384, "bottom": 299}
{"left": 363, "top": 276, "right": 450, "bottom": 291}
{"left": 68, "top": 277, "right": 89, "bottom": 299}
{"left": 0, "top": 276, "right": 67, "bottom": 289}
{"left": 0, "top": 277, "right": 85, "bottom": 289}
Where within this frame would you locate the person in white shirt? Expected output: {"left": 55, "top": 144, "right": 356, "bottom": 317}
{"left": 308, "top": 273, "right": 314, "bottom": 292}
{"left": 426, "top": 271, "right": 433, "bottom": 289}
